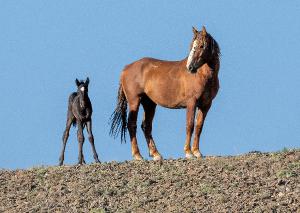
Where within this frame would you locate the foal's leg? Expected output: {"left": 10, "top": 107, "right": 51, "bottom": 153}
{"left": 77, "top": 122, "right": 86, "bottom": 165}
{"left": 192, "top": 104, "right": 211, "bottom": 158}
{"left": 184, "top": 100, "right": 196, "bottom": 159}
{"left": 59, "top": 117, "right": 73, "bottom": 166}
{"left": 141, "top": 98, "right": 162, "bottom": 161}
{"left": 128, "top": 97, "right": 143, "bottom": 160}
{"left": 86, "top": 120, "right": 100, "bottom": 163}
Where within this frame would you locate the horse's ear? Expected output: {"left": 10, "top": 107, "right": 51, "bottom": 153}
{"left": 85, "top": 77, "right": 90, "bottom": 86}
{"left": 201, "top": 26, "right": 207, "bottom": 36}
{"left": 192, "top": 26, "right": 198, "bottom": 35}
{"left": 75, "top": 78, "right": 80, "bottom": 87}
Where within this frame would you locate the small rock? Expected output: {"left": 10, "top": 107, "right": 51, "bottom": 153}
{"left": 277, "top": 179, "right": 286, "bottom": 185}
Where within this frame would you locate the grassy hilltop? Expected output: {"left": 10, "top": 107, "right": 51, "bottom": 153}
{"left": 0, "top": 149, "right": 299, "bottom": 212}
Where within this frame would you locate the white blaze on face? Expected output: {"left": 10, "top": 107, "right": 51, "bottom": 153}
{"left": 187, "top": 40, "right": 199, "bottom": 69}
{"left": 80, "top": 87, "right": 85, "bottom": 92}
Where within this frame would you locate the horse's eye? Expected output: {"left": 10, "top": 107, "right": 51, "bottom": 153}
{"left": 200, "top": 45, "right": 204, "bottom": 49}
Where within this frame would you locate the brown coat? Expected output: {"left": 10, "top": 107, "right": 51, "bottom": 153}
{"left": 110, "top": 26, "right": 220, "bottom": 160}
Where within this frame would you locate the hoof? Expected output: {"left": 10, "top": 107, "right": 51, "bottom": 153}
{"left": 185, "top": 153, "right": 195, "bottom": 159}
{"left": 95, "top": 159, "right": 101, "bottom": 164}
{"left": 77, "top": 160, "right": 86, "bottom": 165}
{"left": 58, "top": 157, "right": 64, "bottom": 166}
{"left": 153, "top": 155, "right": 163, "bottom": 161}
{"left": 133, "top": 154, "right": 143, "bottom": 161}
{"left": 193, "top": 151, "right": 203, "bottom": 158}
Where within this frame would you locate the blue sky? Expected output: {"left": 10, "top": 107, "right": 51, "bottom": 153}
{"left": 0, "top": 1, "right": 299, "bottom": 169}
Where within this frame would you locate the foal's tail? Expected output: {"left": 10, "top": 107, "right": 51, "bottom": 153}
{"left": 109, "top": 84, "right": 128, "bottom": 143}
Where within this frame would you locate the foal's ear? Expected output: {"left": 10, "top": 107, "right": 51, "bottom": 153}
{"left": 75, "top": 78, "right": 80, "bottom": 87}
{"left": 85, "top": 77, "right": 90, "bottom": 86}
{"left": 192, "top": 26, "right": 198, "bottom": 35}
{"left": 201, "top": 26, "right": 207, "bottom": 36}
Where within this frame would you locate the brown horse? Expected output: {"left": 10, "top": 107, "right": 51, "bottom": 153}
{"left": 110, "top": 26, "right": 220, "bottom": 160}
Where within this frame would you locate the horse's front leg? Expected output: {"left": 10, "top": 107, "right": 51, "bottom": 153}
{"left": 184, "top": 100, "right": 196, "bottom": 159}
{"left": 77, "top": 121, "right": 86, "bottom": 165}
{"left": 86, "top": 120, "right": 100, "bottom": 163}
{"left": 192, "top": 104, "right": 211, "bottom": 158}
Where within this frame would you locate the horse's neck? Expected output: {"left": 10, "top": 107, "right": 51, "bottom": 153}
{"left": 181, "top": 57, "right": 188, "bottom": 66}
{"left": 208, "top": 55, "right": 220, "bottom": 74}
{"left": 179, "top": 57, "right": 219, "bottom": 76}
{"left": 178, "top": 58, "right": 188, "bottom": 71}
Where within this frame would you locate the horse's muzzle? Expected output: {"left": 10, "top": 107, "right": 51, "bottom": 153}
{"left": 188, "top": 59, "right": 205, "bottom": 73}
{"left": 187, "top": 64, "right": 197, "bottom": 73}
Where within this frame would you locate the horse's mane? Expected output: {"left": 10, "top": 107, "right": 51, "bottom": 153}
{"left": 207, "top": 33, "right": 221, "bottom": 72}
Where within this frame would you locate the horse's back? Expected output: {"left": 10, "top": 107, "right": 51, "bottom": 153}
{"left": 122, "top": 57, "right": 182, "bottom": 72}
{"left": 122, "top": 57, "right": 183, "bottom": 79}
{"left": 122, "top": 57, "right": 157, "bottom": 73}
{"left": 120, "top": 58, "right": 155, "bottom": 93}
{"left": 120, "top": 57, "right": 188, "bottom": 107}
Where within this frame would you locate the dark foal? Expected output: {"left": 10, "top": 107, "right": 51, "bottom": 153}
{"left": 59, "top": 77, "right": 100, "bottom": 165}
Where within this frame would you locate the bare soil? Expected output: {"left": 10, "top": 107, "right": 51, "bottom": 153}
{"left": 0, "top": 150, "right": 299, "bottom": 212}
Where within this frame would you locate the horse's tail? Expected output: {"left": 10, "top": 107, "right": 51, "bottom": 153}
{"left": 109, "top": 84, "right": 128, "bottom": 143}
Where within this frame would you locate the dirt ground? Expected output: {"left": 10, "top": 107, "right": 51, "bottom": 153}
{"left": 0, "top": 149, "right": 299, "bottom": 212}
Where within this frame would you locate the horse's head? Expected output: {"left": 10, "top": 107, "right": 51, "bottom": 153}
{"left": 75, "top": 77, "right": 90, "bottom": 102}
{"left": 187, "top": 26, "right": 213, "bottom": 73}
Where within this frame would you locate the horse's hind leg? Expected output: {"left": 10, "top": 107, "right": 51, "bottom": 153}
{"left": 141, "top": 97, "right": 162, "bottom": 161}
{"left": 59, "top": 117, "right": 73, "bottom": 166}
{"left": 77, "top": 122, "right": 86, "bottom": 165}
{"left": 127, "top": 97, "right": 143, "bottom": 160}
{"left": 86, "top": 120, "right": 100, "bottom": 163}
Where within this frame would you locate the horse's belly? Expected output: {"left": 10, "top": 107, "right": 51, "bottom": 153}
{"left": 142, "top": 66, "right": 187, "bottom": 108}
{"left": 145, "top": 87, "right": 186, "bottom": 109}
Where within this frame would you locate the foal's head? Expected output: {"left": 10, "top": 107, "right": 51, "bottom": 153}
{"left": 75, "top": 77, "right": 90, "bottom": 105}
{"left": 187, "top": 26, "right": 216, "bottom": 73}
